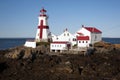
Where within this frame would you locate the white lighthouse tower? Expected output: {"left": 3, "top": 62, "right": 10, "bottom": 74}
{"left": 35, "top": 8, "right": 51, "bottom": 42}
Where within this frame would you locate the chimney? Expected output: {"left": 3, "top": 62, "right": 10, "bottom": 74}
{"left": 82, "top": 25, "right": 84, "bottom": 27}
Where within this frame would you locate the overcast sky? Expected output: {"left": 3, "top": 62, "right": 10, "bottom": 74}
{"left": 0, "top": 0, "right": 120, "bottom": 38}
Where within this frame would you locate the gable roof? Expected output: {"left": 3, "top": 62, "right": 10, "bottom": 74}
{"left": 84, "top": 27, "right": 102, "bottom": 33}
{"left": 59, "top": 28, "right": 74, "bottom": 37}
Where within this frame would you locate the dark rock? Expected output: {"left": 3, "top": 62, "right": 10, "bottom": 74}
{"left": 0, "top": 44, "right": 120, "bottom": 80}
{"left": 0, "top": 62, "right": 8, "bottom": 73}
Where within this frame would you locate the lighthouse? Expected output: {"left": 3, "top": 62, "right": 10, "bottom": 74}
{"left": 35, "top": 8, "right": 51, "bottom": 42}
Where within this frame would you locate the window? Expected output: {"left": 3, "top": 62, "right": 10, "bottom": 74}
{"left": 57, "top": 50, "right": 60, "bottom": 52}
{"left": 52, "top": 45, "right": 54, "bottom": 47}
{"left": 73, "top": 39, "right": 74, "bottom": 41}
{"left": 95, "top": 35, "right": 97, "bottom": 41}
{"left": 64, "top": 34, "right": 66, "bottom": 36}
{"left": 82, "top": 41, "right": 84, "bottom": 43}
{"left": 86, "top": 41, "right": 88, "bottom": 43}
{"left": 52, "top": 50, "right": 55, "bottom": 52}
{"left": 79, "top": 41, "right": 81, "bottom": 43}
{"left": 67, "top": 33, "right": 69, "bottom": 36}
{"left": 73, "top": 38, "right": 77, "bottom": 41}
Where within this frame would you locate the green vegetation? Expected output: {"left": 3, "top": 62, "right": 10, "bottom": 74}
{"left": 36, "top": 42, "right": 50, "bottom": 47}
{"left": 73, "top": 44, "right": 77, "bottom": 47}
{"left": 72, "top": 44, "right": 77, "bottom": 48}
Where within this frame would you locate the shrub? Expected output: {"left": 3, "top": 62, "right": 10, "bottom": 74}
{"left": 36, "top": 42, "right": 50, "bottom": 47}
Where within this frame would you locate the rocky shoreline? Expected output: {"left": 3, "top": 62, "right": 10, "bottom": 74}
{"left": 0, "top": 41, "right": 120, "bottom": 80}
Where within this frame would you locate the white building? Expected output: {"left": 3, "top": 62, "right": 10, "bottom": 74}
{"left": 77, "top": 36, "right": 90, "bottom": 47}
{"left": 52, "top": 28, "right": 76, "bottom": 46}
{"left": 50, "top": 25, "right": 102, "bottom": 51}
{"left": 24, "top": 40, "right": 36, "bottom": 48}
{"left": 50, "top": 41, "right": 71, "bottom": 52}
{"left": 75, "top": 25, "right": 102, "bottom": 47}
{"left": 35, "top": 8, "right": 52, "bottom": 42}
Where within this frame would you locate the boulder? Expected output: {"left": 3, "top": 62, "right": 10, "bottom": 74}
{"left": 22, "top": 48, "right": 32, "bottom": 59}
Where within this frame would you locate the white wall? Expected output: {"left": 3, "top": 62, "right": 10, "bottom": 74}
{"left": 38, "top": 16, "right": 48, "bottom": 26}
{"left": 91, "top": 33, "right": 102, "bottom": 44}
{"left": 52, "top": 30, "right": 77, "bottom": 46}
{"left": 77, "top": 40, "right": 90, "bottom": 47}
{"left": 51, "top": 34, "right": 57, "bottom": 41}
{"left": 35, "top": 29, "right": 40, "bottom": 41}
{"left": 50, "top": 43, "right": 67, "bottom": 50}
{"left": 24, "top": 41, "right": 36, "bottom": 48}
{"left": 42, "top": 28, "right": 49, "bottom": 39}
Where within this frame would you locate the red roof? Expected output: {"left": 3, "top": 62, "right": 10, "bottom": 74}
{"left": 77, "top": 32, "right": 83, "bottom": 35}
{"left": 40, "top": 8, "right": 47, "bottom": 17}
{"left": 40, "top": 8, "right": 47, "bottom": 12}
{"left": 51, "top": 41, "right": 69, "bottom": 44}
{"left": 84, "top": 27, "right": 102, "bottom": 33}
{"left": 77, "top": 36, "right": 89, "bottom": 40}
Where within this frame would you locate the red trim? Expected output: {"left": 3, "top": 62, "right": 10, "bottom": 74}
{"left": 84, "top": 27, "right": 102, "bottom": 33}
{"left": 38, "top": 20, "right": 49, "bottom": 39}
{"left": 39, "top": 20, "right": 43, "bottom": 39}
{"left": 77, "top": 36, "right": 89, "bottom": 40}
{"left": 51, "top": 41, "right": 69, "bottom": 44}
{"left": 40, "top": 14, "right": 47, "bottom": 17}
{"left": 40, "top": 8, "right": 47, "bottom": 17}
{"left": 77, "top": 32, "right": 83, "bottom": 35}
{"left": 40, "top": 8, "right": 47, "bottom": 13}
{"left": 38, "top": 26, "right": 49, "bottom": 29}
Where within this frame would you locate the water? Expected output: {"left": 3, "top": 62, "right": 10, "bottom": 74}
{"left": 102, "top": 38, "right": 120, "bottom": 44}
{"left": 0, "top": 38, "right": 34, "bottom": 50}
{"left": 0, "top": 38, "right": 120, "bottom": 50}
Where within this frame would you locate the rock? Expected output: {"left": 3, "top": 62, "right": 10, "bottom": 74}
{"left": 114, "top": 44, "right": 120, "bottom": 49}
{"left": 22, "top": 48, "right": 32, "bottom": 59}
{"left": 0, "top": 62, "right": 8, "bottom": 73}
{"left": 56, "top": 66, "right": 73, "bottom": 74}
{"left": 5, "top": 49, "right": 20, "bottom": 59}
{"left": 17, "top": 49, "right": 25, "bottom": 60}
{"left": 85, "top": 45, "right": 95, "bottom": 55}
{"left": 65, "top": 61, "right": 71, "bottom": 65}
{"left": 78, "top": 66, "right": 84, "bottom": 75}
{"left": 0, "top": 43, "right": 120, "bottom": 80}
